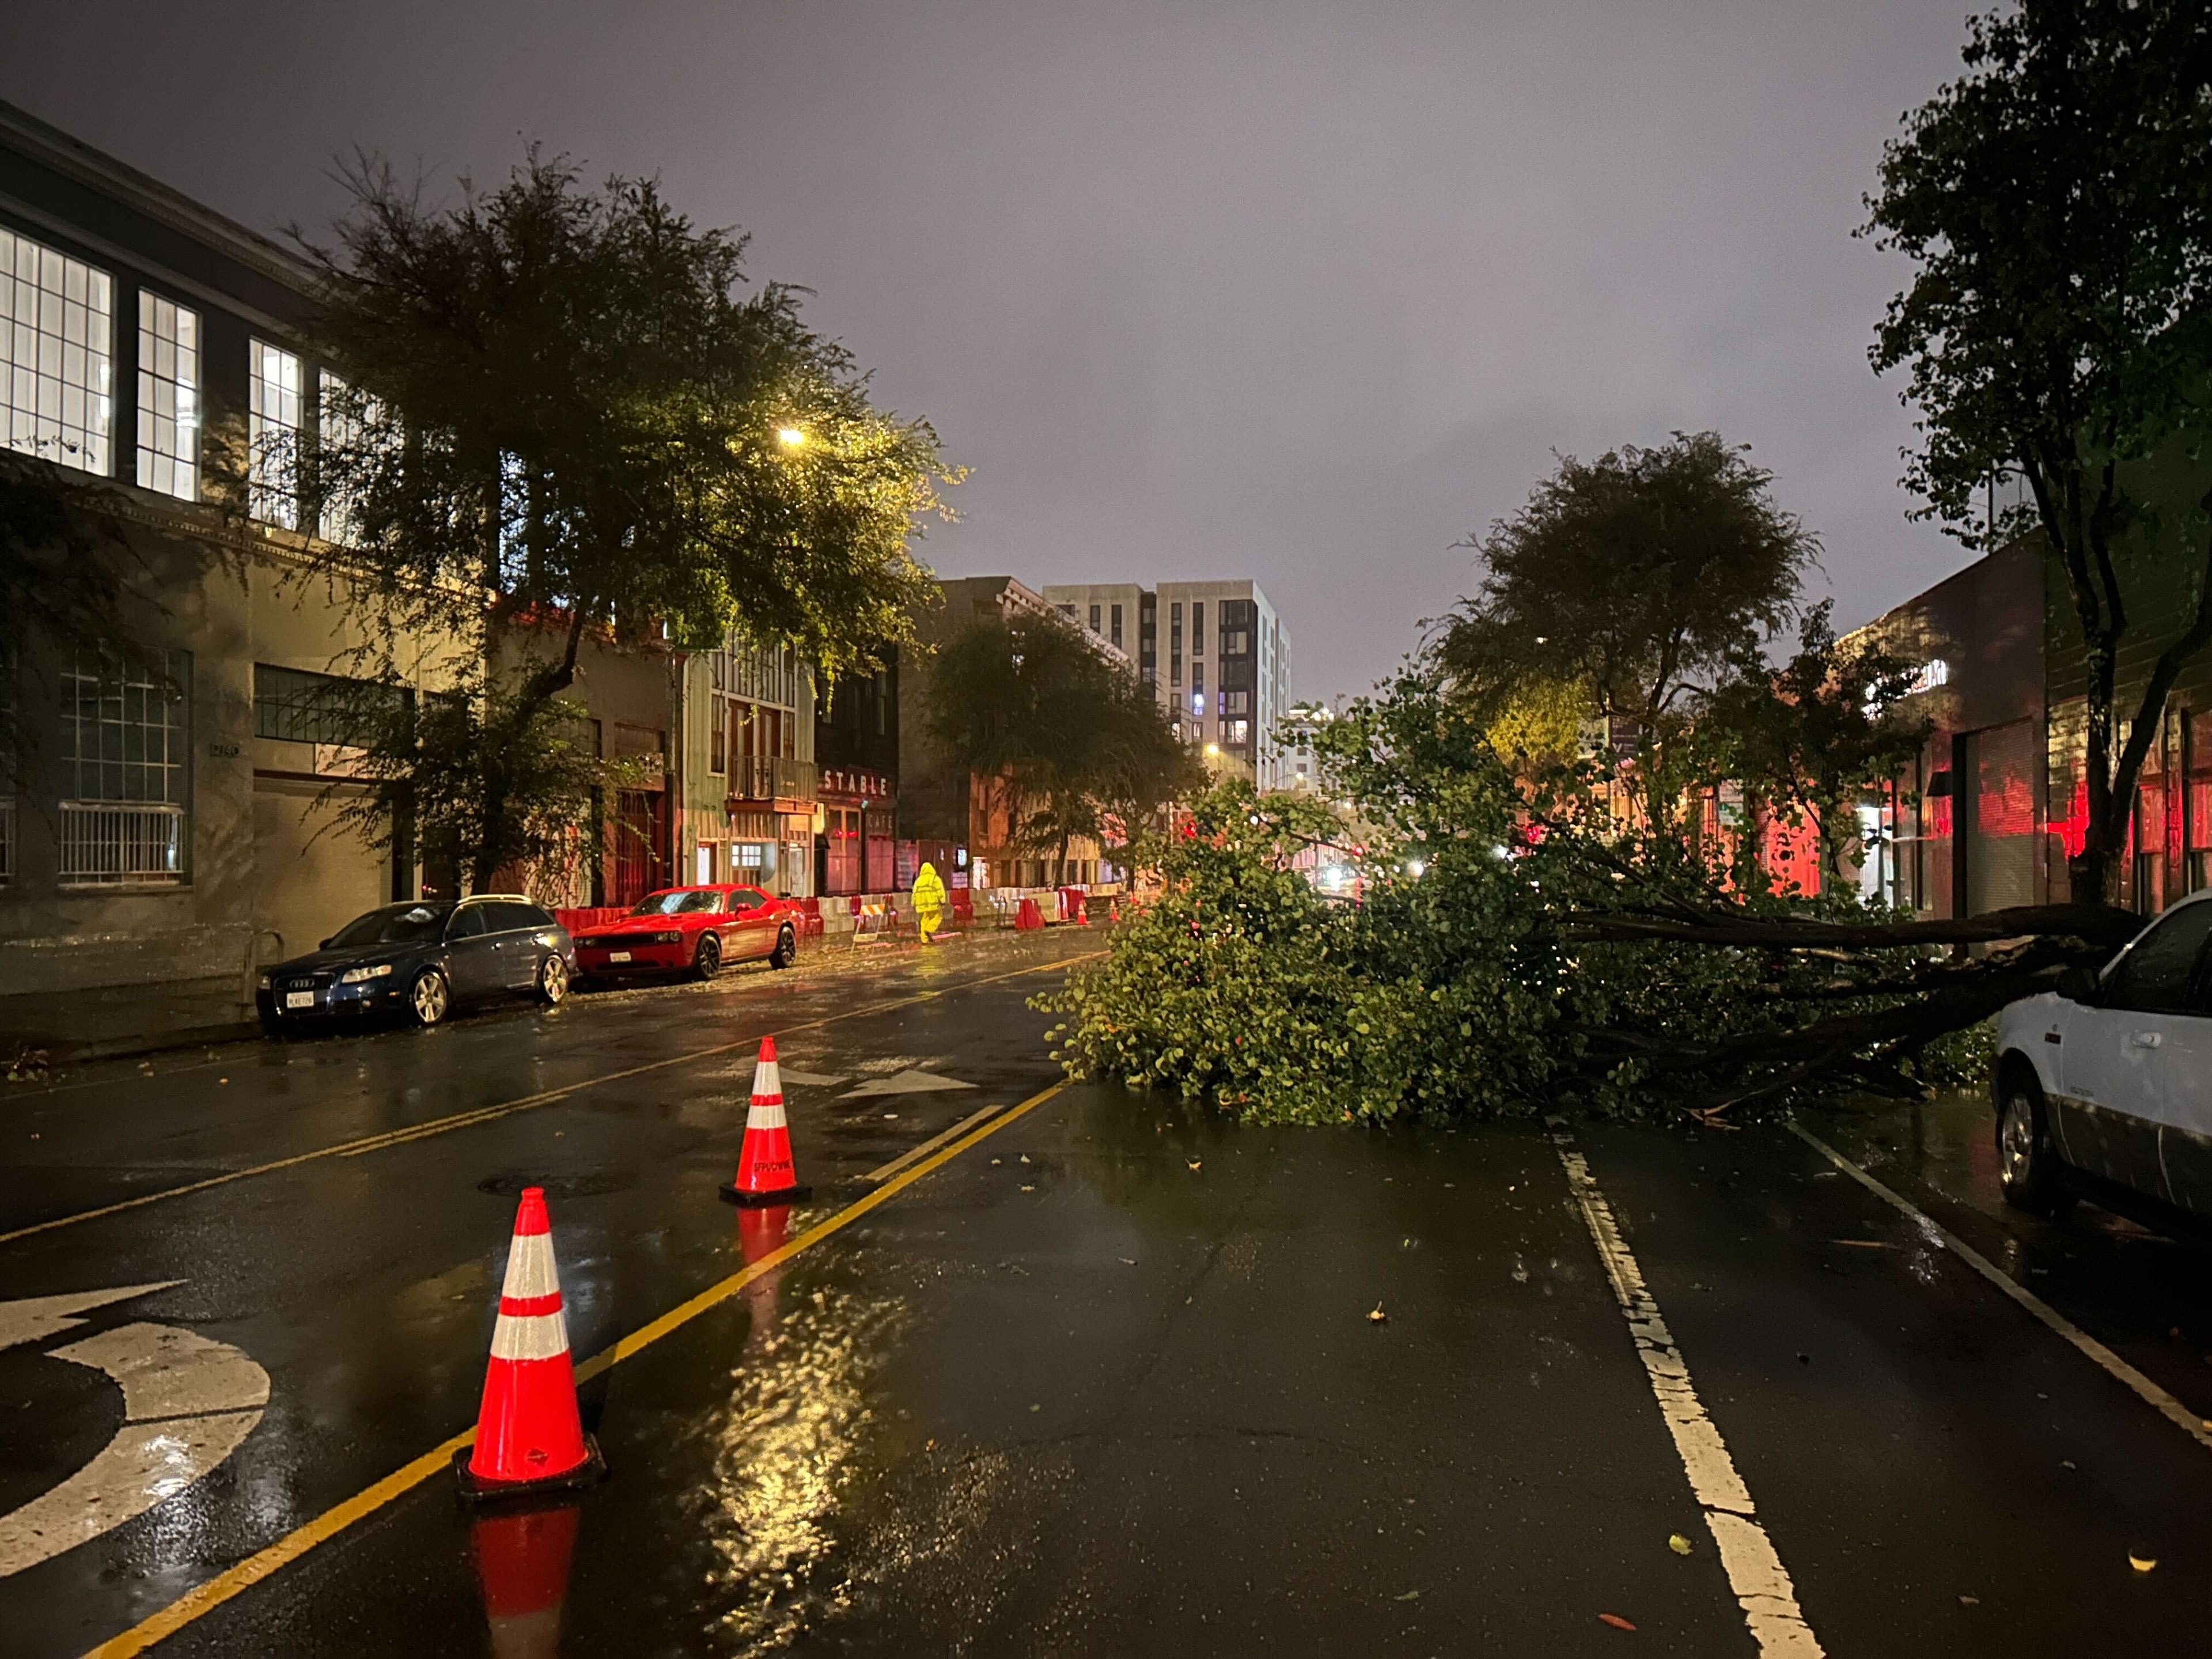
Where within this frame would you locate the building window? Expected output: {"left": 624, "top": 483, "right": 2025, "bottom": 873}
{"left": 1222, "top": 690, "right": 1250, "bottom": 715}
{"left": 253, "top": 663, "right": 396, "bottom": 745}
{"left": 875, "top": 669, "right": 889, "bottom": 736}
{"left": 60, "top": 649, "right": 190, "bottom": 884}
{"left": 1192, "top": 602, "right": 1205, "bottom": 655}
{"left": 1222, "top": 628, "right": 1249, "bottom": 656}
{"left": 1088, "top": 604, "right": 1101, "bottom": 633}
{"left": 1192, "top": 661, "right": 1205, "bottom": 695}
{"left": 709, "top": 694, "right": 727, "bottom": 775}
{"left": 316, "top": 371, "right": 387, "bottom": 545}
{"left": 248, "top": 339, "right": 302, "bottom": 527}
{"left": 1111, "top": 604, "right": 1123, "bottom": 647}
{"left": 135, "top": 292, "right": 198, "bottom": 500}
{"left": 2, "top": 228, "right": 112, "bottom": 476}
{"left": 1228, "top": 719, "right": 1250, "bottom": 745}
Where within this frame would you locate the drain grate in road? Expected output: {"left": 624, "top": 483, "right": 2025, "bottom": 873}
{"left": 475, "top": 1172, "right": 634, "bottom": 1199}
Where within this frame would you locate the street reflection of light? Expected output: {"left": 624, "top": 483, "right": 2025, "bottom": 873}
{"left": 692, "top": 1281, "right": 907, "bottom": 1652}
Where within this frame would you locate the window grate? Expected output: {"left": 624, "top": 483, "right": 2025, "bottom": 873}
{"left": 60, "top": 802, "right": 185, "bottom": 885}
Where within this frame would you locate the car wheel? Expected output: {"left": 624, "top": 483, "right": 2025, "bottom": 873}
{"left": 537, "top": 954, "right": 570, "bottom": 1006}
{"left": 1997, "top": 1074, "right": 2073, "bottom": 1218}
{"left": 407, "top": 968, "right": 451, "bottom": 1028}
{"left": 692, "top": 933, "right": 722, "bottom": 982}
{"left": 770, "top": 925, "right": 797, "bottom": 969}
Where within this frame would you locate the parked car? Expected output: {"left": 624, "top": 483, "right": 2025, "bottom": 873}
{"left": 257, "top": 896, "right": 576, "bottom": 1033}
{"left": 1994, "top": 891, "right": 2212, "bottom": 1220}
{"left": 571, "top": 884, "right": 800, "bottom": 984}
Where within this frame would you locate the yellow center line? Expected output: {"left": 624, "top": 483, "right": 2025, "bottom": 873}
{"left": 1, "top": 951, "right": 1098, "bottom": 1249}
{"left": 81, "top": 1078, "right": 1071, "bottom": 1659}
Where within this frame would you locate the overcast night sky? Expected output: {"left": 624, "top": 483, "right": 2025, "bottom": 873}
{"left": 3, "top": 1, "right": 1978, "bottom": 701}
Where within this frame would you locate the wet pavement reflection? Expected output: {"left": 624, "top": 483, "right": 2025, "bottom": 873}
{"left": 9, "top": 953, "right": 2212, "bottom": 1657}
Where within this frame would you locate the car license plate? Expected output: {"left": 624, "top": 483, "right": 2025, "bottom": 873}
{"left": 609, "top": 950, "right": 631, "bottom": 963}
{"left": 285, "top": 991, "right": 315, "bottom": 1009}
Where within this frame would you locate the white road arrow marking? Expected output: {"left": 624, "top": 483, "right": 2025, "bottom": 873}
{"left": 840, "top": 1069, "right": 976, "bottom": 1100}
{"left": 0, "top": 1294, "right": 268, "bottom": 1578}
{"left": 0, "top": 1283, "right": 181, "bottom": 1353}
{"left": 775, "top": 1069, "right": 847, "bottom": 1087}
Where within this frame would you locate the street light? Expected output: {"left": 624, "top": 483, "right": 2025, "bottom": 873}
{"left": 776, "top": 426, "right": 806, "bottom": 449}
{"left": 1204, "top": 743, "right": 1220, "bottom": 757}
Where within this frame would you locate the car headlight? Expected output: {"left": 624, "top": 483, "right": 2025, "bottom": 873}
{"left": 256, "top": 972, "right": 272, "bottom": 991}
{"left": 340, "top": 963, "right": 393, "bottom": 984}
{"left": 656, "top": 930, "right": 683, "bottom": 944}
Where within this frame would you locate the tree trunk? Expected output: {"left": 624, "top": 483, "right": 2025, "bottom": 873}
{"left": 468, "top": 607, "right": 590, "bottom": 891}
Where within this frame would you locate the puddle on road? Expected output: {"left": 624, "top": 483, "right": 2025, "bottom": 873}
{"left": 676, "top": 1274, "right": 910, "bottom": 1654}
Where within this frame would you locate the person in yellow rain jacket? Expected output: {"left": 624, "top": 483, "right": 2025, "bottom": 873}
{"left": 911, "top": 859, "right": 948, "bottom": 944}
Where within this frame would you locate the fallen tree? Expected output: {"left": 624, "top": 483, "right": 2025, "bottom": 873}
{"left": 1039, "top": 666, "right": 2142, "bottom": 1126}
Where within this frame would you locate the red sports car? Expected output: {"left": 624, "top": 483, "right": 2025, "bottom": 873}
{"left": 571, "top": 885, "right": 801, "bottom": 983}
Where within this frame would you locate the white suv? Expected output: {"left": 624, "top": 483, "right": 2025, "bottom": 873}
{"left": 1993, "top": 891, "right": 2212, "bottom": 1218}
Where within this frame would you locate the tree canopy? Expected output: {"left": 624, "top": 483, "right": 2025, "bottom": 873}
{"left": 922, "top": 611, "right": 1196, "bottom": 870}
{"left": 1865, "top": 0, "right": 2212, "bottom": 901}
{"left": 292, "top": 153, "right": 959, "bottom": 888}
{"left": 1440, "top": 431, "right": 1816, "bottom": 729}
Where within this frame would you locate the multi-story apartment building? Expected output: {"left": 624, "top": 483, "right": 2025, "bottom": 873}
{"left": 675, "top": 634, "right": 816, "bottom": 896}
{"left": 0, "top": 100, "right": 677, "bottom": 1051}
{"left": 901, "top": 575, "right": 1124, "bottom": 888}
{"left": 1281, "top": 702, "right": 1336, "bottom": 797}
{"left": 1041, "top": 578, "right": 1291, "bottom": 788}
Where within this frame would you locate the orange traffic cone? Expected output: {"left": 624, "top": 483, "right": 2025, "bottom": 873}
{"left": 719, "top": 1036, "right": 813, "bottom": 1207}
{"left": 455, "top": 1187, "right": 605, "bottom": 1499}
{"left": 472, "top": 1503, "right": 581, "bottom": 1659}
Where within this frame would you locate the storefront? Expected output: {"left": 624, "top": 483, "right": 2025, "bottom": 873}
{"left": 816, "top": 766, "right": 896, "bottom": 896}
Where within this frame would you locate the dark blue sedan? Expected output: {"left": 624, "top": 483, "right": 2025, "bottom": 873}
{"left": 256, "top": 895, "right": 577, "bottom": 1033}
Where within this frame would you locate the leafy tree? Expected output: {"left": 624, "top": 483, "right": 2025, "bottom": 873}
{"left": 0, "top": 452, "right": 194, "bottom": 782}
{"left": 1865, "top": 1, "right": 2212, "bottom": 902}
{"left": 1043, "top": 664, "right": 2130, "bottom": 1125}
{"left": 1440, "top": 433, "right": 1816, "bottom": 757}
{"left": 922, "top": 611, "right": 1197, "bottom": 877}
{"left": 296, "top": 153, "right": 957, "bottom": 889}
{"left": 1692, "top": 602, "right": 1929, "bottom": 891}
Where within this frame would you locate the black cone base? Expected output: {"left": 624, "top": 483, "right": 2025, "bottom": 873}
{"left": 719, "top": 1181, "right": 812, "bottom": 1207}
{"left": 453, "top": 1434, "right": 607, "bottom": 1504}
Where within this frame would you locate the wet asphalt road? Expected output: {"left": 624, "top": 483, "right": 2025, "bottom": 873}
{"left": 3, "top": 932, "right": 2210, "bottom": 1657}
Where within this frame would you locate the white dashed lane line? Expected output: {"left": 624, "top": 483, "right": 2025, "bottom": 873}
{"left": 1548, "top": 1118, "right": 1825, "bottom": 1659}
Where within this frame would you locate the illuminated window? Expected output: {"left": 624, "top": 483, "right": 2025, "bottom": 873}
{"left": 1, "top": 228, "right": 112, "bottom": 475}
{"left": 135, "top": 293, "right": 198, "bottom": 499}
{"left": 248, "top": 339, "right": 302, "bottom": 527}
{"left": 316, "top": 371, "right": 387, "bottom": 544}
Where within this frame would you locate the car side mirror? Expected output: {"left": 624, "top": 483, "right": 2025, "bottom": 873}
{"left": 2057, "top": 965, "right": 2100, "bottom": 1004}
{"left": 319, "top": 937, "right": 333, "bottom": 950}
